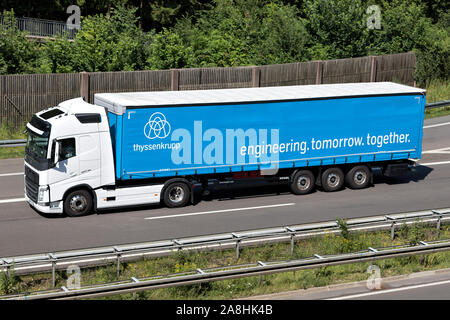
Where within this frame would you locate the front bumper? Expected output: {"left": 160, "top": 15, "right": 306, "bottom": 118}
{"left": 25, "top": 194, "right": 63, "bottom": 214}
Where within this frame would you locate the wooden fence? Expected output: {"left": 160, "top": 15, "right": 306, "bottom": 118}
{"left": 0, "top": 52, "right": 416, "bottom": 126}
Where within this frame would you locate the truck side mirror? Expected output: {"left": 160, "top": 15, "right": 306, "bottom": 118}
{"left": 53, "top": 140, "right": 60, "bottom": 164}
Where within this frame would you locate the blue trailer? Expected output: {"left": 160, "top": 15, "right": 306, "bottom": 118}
{"left": 24, "top": 82, "right": 426, "bottom": 216}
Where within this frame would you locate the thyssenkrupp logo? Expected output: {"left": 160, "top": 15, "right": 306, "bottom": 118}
{"left": 144, "top": 112, "right": 171, "bottom": 139}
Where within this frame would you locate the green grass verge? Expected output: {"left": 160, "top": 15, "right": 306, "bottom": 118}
{"left": 1, "top": 221, "right": 449, "bottom": 299}
{"left": 424, "top": 79, "right": 450, "bottom": 119}
{"left": 0, "top": 123, "right": 25, "bottom": 160}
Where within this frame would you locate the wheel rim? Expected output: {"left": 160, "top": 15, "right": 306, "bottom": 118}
{"left": 169, "top": 186, "right": 185, "bottom": 203}
{"left": 354, "top": 170, "right": 367, "bottom": 185}
{"left": 327, "top": 173, "right": 340, "bottom": 188}
{"left": 296, "top": 175, "right": 311, "bottom": 191}
{"left": 69, "top": 194, "right": 88, "bottom": 213}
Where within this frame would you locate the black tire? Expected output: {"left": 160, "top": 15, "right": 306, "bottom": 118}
{"left": 345, "top": 165, "right": 371, "bottom": 189}
{"left": 63, "top": 189, "right": 93, "bottom": 217}
{"left": 321, "top": 167, "right": 344, "bottom": 192}
{"left": 163, "top": 182, "right": 190, "bottom": 208}
{"left": 290, "top": 170, "right": 315, "bottom": 195}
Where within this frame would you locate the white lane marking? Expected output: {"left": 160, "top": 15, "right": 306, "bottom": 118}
{"left": 328, "top": 279, "right": 450, "bottom": 300}
{"left": 145, "top": 203, "right": 295, "bottom": 220}
{"left": 422, "top": 147, "right": 450, "bottom": 154}
{"left": 0, "top": 172, "right": 23, "bottom": 177}
{"left": 0, "top": 197, "right": 26, "bottom": 204}
{"left": 419, "top": 160, "right": 450, "bottom": 166}
{"left": 423, "top": 121, "right": 450, "bottom": 129}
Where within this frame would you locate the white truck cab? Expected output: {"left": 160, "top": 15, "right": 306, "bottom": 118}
{"left": 24, "top": 98, "right": 115, "bottom": 216}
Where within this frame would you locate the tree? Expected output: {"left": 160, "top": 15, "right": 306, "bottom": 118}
{"left": 0, "top": 10, "right": 41, "bottom": 74}
{"left": 146, "top": 28, "right": 191, "bottom": 69}
{"left": 302, "top": 0, "right": 369, "bottom": 59}
{"left": 70, "top": 5, "right": 151, "bottom": 72}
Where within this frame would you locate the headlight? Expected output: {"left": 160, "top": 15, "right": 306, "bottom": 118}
{"left": 38, "top": 186, "right": 49, "bottom": 203}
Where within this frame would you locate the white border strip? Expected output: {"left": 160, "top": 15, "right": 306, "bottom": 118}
{"left": 145, "top": 203, "right": 295, "bottom": 220}
{"left": 0, "top": 172, "right": 23, "bottom": 177}
{"left": 329, "top": 279, "right": 450, "bottom": 300}
{"left": 0, "top": 198, "right": 26, "bottom": 204}
{"left": 423, "top": 122, "right": 450, "bottom": 129}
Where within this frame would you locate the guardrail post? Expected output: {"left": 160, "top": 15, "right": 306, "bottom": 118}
{"left": 286, "top": 227, "right": 295, "bottom": 255}
{"left": 432, "top": 211, "right": 442, "bottom": 236}
{"left": 386, "top": 215, "right": 397, "bottom": 240}
{"left": 231, "top": 233, "right": 241, "bottom": 260}
{"left": 391, "top": 222, "right": 396, "bottom": 240}
{"left": 49, "top": 253, "right": 57, "bottom": 287}
{"left": 437, "top": 216, "right": 441, "bottom": 236}
{"left": 314, "top": 254, "right": 323, "bottom": 276}
{"left": 4, "top": 263, "right": 9, "bottom": 290}
{"left": 173, "top": 240, "right": 182, "bottom": 251}
{"left": 257, "top": 261, "right": 266, "bottom": 285}
{"left": 290, "top": 234, "right": 294, "bottom": 255}
{"left": 114, "top": 247, "right": 121, "bottom": 279}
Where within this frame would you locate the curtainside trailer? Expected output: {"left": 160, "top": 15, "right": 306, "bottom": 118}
{"left": 24, "top": 82, "right": 426, "bottom": 216}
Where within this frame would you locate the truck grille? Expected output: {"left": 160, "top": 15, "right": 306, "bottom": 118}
{"left": 25, "top": 166, "right": 39, "bottom": 203}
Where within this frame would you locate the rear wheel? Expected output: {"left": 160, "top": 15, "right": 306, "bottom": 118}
{"left": 163, "top": 182, "right": 190, "bottom": 208}
{"left": 321, "top": 167, "right": 344, "bottom": 192}
{"left": 290, "top": 170, "right": 315, "bottom": 195}
{"left": 64, "top": 189, "right": 93, "bottom": 217}
{"left": 345, "top": 165, "right": 371, "bottom": 189}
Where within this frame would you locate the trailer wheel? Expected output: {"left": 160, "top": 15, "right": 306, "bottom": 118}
{"left": 321, "top": 167, "right": 344, "bottom": 192}
{"left": 163, "top": 182, "right": 190, "bottom": 208}
{"left": 290, "top": 170, "right": 315, "bottom": 195}
{"left": 64, "top": 189, "right": 93, "bottom": 217}
{"left": 345, "top": 165, "right": 371, "bottom": 189}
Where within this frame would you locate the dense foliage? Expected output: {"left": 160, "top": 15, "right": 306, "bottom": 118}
{"left": 0, "top": 0, "right": 448, "bottom": 84}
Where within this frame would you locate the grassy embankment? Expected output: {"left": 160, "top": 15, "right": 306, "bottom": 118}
{"left": 424, "top": 80, "right": 450, "bottom": 119}
{"left": 1, "top": 222, "right": 449, "bottom": 299}
{"left": 0, "top": 122, "right": 26, "bottom": 160}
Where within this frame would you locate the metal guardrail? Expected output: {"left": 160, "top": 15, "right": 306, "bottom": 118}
{"left": 1, "top": 207, "right": 449, "bottom": 279}
{"left": 425, "top": 100, "right": 450, "bottom": 110}
{"left": 3, "top": 238, "right": 450, "bottom": 300}
{"left": 0, "top": 100, "right": 448, "bottom": 148}
{"left": 0, "top": 15, "right": 79, "bottom": 39}
{"left": 0, "top": 139, "right": 26, "bottom": 148}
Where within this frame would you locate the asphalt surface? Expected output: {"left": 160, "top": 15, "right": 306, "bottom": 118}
{"left": 246, "top": 268, "right": 450, "bottom": 300}
{"left": 1, "top": 116, "right": 450, "bottom": 257}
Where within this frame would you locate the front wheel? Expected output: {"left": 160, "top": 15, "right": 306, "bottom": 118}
{"left": 64, "top": 189, "right": 93, "bottom": 217}
{"left": 163, "top": 182, "right": 190, "bottom": 208}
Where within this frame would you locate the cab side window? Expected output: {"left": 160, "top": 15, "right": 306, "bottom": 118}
{"left": 59, "top": 138, "right": 76, "bottom": 161}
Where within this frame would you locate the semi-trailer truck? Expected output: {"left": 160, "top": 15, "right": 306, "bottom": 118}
{"left": 24, "top": 82, "right": 426, "bottom": 217}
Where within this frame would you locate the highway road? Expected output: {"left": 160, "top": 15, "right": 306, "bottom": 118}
{"left": 247, "top": 268, "right": 450, "bottom": 300}
{"left": 1, "top": 116, "right": 450, "bottom": 257}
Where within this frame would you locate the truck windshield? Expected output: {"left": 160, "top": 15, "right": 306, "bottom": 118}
{"left": 26, "top": 130, "right": 49, "bottom": 159}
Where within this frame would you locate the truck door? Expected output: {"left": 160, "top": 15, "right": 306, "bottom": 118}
{"left": 48, "top": 137, "right": 79, "bottom": 185}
